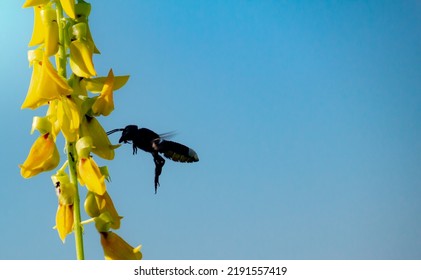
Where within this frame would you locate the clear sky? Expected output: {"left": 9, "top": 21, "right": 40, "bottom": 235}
{"left": 1, "top": 0, "right": 420, "bottom": 260}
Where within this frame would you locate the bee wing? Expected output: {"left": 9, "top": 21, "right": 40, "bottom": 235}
{"left": 158, "top": 131, "right": 177, "bottom": 140}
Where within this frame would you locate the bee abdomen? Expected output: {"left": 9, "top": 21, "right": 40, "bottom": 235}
{"left": 158, "top": 140, "right": 199, "bottom": 163}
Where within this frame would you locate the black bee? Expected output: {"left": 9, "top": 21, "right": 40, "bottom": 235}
{"left": 107, "top": 125, "right": 199, "bottom": 193}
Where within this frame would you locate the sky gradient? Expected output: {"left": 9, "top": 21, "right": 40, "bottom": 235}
{"left": 1, "top": 0, "right": 420, "bottom": 259}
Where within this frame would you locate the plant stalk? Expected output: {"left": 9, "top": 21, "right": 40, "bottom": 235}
{"left": 55, "top": 1, "right": 85, "bottom": 260}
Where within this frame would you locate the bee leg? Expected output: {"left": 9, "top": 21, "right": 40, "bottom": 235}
{"left": 132, "top": 144, "right": 137, "bottom": 155}
{"left": 153, "top": 153, "right": 165, "bottom": 193}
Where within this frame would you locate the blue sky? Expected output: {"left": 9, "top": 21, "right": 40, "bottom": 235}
{"left": 1, "top": 0, "right": 420, "bottom": 259}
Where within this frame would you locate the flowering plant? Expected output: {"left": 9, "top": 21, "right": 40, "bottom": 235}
{"left": 20, "top": 0, "right": 141, "bottom": 260}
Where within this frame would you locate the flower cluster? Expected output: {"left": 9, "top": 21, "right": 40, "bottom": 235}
{"left": 20, "top": 0, "right": 141, "bottom": 260}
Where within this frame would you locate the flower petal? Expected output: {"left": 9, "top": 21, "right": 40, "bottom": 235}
{"left": 28, "top": 6, "right": 45, "bottom": 46}
{"left": 70, "top": 39, "right": 96, "bottom": 78}
{"left": 77, "top": 157, "right": 106, "bottom": 195}
{"left": 60, "top": 0, "right": 76, "bottom": 19}
{"left": 92, "top": 69, "right": 114, "bottom": 116}
{"left": 21, "top": 55, "right": 72, "bottom": 109}
{"left": 20, "top": 133, "right": 60, "bottom": 178}
{"left": 40, "top": 6, "right": 59, "bottom": 56}
{"left": 57, "top": 96, "right": 81, "bottom": 142}
{"left": 80, "top": 116, "right": 119, "bottom": 160}
{"left": 84, "top": 75, "right": 129, "bottom": 93}
{"left": 22, "top": 0, "right": 49, "bottom": 8}
{"left": 100, "top": 232, "right": 142, "bottom": 260}
{"left": 56, "top": 204, "right": 74, "bottom": 243}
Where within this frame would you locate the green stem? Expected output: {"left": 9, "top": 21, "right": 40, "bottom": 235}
{"left": 55, "top": 2, "right": 67, "bottom": 78}
{"left": 80, "top": 218, "right": 95, "bottom": 226}
{"left": 55, "top": 1, "right": 85, "bottom": 260}
{"left": 67, "top": 142, "right": 85, "bottom": 260}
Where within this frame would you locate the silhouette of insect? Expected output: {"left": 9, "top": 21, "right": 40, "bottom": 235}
{"left": 107, "top": 125, "right": 199, "bottom": 193}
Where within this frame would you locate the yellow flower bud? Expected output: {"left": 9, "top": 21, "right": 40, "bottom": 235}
{"left": 20, "top": 133, "right": 60, "bottom": 178}
{"left": 100, "top": 232, "right": 142, "bottom": 260}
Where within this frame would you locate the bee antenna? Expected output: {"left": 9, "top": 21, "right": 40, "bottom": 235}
{"left": 107, "top": 128, "right": 124, "bottom": 135}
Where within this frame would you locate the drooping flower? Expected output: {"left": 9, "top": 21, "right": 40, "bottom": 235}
{"left": 55, "top": 204, "right": 74, "bottom": 242}
{"left": 20, "top": 132, "right": 60, "bottom": 178}
{"left": 84, "top": 191, "right": 122, "bottom": 230}
{"left": 22, "top": 52, "right": 72, "bottom": 109}
{"left": 77, "top": 157, "right": 106, "bottom": 195}
{"left": 100, "top": 231, "right": 142, "bottom": 260}
{"left": 51, "top": 165, "right": 75, "bottom": 242}
{"left": 69, "top": 23, "right": 96, "bottom": 78}
{"left": 74, "top": 0, "right": 100, "bottom": 54}
{"left": 56, "top": 96, "right": 81, "bottom": 142}
{"left": 76, "top": 137, "right": 106, "bottom": 195}
{"left": 80, "top": 115, "right": 120, "bottom": 160}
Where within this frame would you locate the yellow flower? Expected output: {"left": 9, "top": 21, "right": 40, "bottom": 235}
{"left": 69, "top": 40, "right": 96, "bottom": 78}
{"left": 92, "top": 69, "right": 115, "bottom": 116}
{"left": 84, "top": 191, "right": 122, "bottom": 230}
{"left": 100, "top": 231, "right": 142, "bottom": 260}
{"left": 27, "top": 5, "right": 45, "bottom": 46}
{"left": 80, "top": 115, "right": 120, "bottom": 160}
{"left": 46, "top": 100, "right": 61, "bottom": 138}
{"left": 83, "top": 74, "right": 129, "bottom": 93}
{"left": 77, "top": 157, "right": 106, "bottom": 195}
{"left": 57, "top": 96, "right": 81, "bottom": 142}
{"left": 76, "top": 137, "right": 106, "bottom": 195}
{"left": 74, "top": 1, "right": 100, "bottom": 54}
{"left": 40, "top": 5, "right": 59, "bottom": 56}
{"left": 69, "top": 23, "right": 96, "bottom": 78}
{"left": 76, "top": 136, "right": 106, "bottom": 195}
{"left": 51, "top": 163, "right": 75, "bottom": 205}
{"left": 55, "top": 204, "right": 74, "bottom": 243}
{"left": 22, "top": 53, "right": 72, "bottom": 109}
{"left": 51, "top": 164, "right": 76, "bottom": 242}
{"left": 20, "top": 132, "right": 60, "bottom": 178}
{"left": 60, "top": 0, "right": 76, "bottom": 19}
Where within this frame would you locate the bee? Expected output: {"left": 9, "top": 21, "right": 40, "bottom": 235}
{"left": 107, "top": 125, "right": 199, "bottom": 193}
